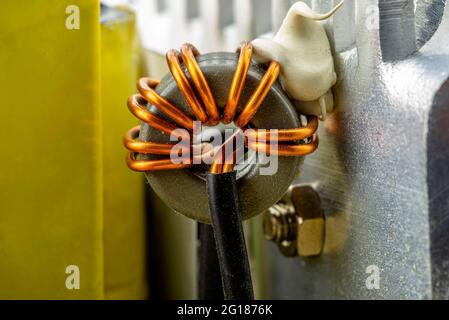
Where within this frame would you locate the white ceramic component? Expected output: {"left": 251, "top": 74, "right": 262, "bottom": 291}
{"left": 251, "top": 1, "right": 344, "bottom": 119}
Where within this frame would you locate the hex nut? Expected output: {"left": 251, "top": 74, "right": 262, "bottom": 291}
{"left": 263, "top": 185, "right": 325, "bottom": 257}
{"left": 291, "top": 186, "right": 325, "bottom": 257}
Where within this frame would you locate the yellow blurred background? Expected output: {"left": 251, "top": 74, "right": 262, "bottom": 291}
{"left": 0, "top": 1, "right": 146, "bottom": 299}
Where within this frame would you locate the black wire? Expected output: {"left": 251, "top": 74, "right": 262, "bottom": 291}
{"left": 206, "top": 171, "right": 254, "bottom": 300}
{"left": 197, "top": 223, "right": 224, "bottom": 300}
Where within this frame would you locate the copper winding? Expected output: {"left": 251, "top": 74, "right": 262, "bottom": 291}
{"left": 221, "top": 150, "right": 238, "bottom": 174}
{"left": 124, "top": 43, "right": 319, "bottom": 173}
{"left": 127, "top": 94, "right": 179, "bottom": 136}
{"left": 210, "top": 150, "right": 237, "bottom": 174}
{"left": 126, "top": 153, "right": 191, "bottom": 172}
{"left": 245, "top": 116, "right": 319, "bottom": 142}
{"left": 222, "top": 42, "right": 253, "bottom": 124}
{"left": 234, "top": 61, "right": 281, "bottom": 128}
{"left": 247, "top": 135, "right": 319, "bottom": 156}
{"left": 180, "top": 44, "right": 220, "bottom": 125}
{"left": 137, "top": 78, "right": 194, "bottom": 130}
{"left": 166, "top": 49, "right": 209, "bottom": 123}
{"left": 209, "top": 159, "right": 224, "bottom": 174}
{"left": 209, "top": 129, "right": 244, "bottom": 174}
{"left": 124, "top": 126, "right": 187, "bottom": 155}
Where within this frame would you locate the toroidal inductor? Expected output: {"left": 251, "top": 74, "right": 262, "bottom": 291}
{"left": 124, "top": 43, "right": 318, "bottom": 223}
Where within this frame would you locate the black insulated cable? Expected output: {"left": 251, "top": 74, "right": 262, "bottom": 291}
{"left": 206, "top": 171, "right": 254, "bottom": 300}
{"left": 198, "top": 223, "right": 224, "bottom": 300}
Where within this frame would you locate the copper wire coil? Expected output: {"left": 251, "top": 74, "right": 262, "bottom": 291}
{"left": 210, "top": 153, "right": 237, "bottom": 174}
{"left": 166, "top": 49, "right": 209, "bottom": 123}
{"left": 124, "top": 126, "right": 190, "bottom": 172}
{"left": 127, "top": 94, "right": 179, "bottom": 136}
{"left": 180, "top": 44, "right": 220, "bottom": 125}
{"left": 210, "top": 150, "right": 237, "bottom": 174}
{"left": 209, "top": 129, "right": 244, "bottom": 174}
{"left": 124, "top": 126, "right": 183, "bottom": 155}
{"left": 125, "top": 42, "right": 319, "bottom": 173}
{"left": 245, "top": 116, "right": 319, "bottom": 142}
{"left": 124, "top": 126, "right": 221, "bottom": 171}
{"left": 234, "top": 61, "right": 280, "bottom": 128}
{"left": 247, "top": 135, "right": 319, "bottom": 156}
{"left": 222, "top": 42, "right": 253, "bottom": 124}
{"left": 210, "top": 160, "right": 223, "bottom": 174}
{"left": 137, "top": 78, "right": 194, "bottom": 130}
{"left": 221, "top": 151, "right": 237, "bottom": 174}
{"left": 126, "top": 152, "right": 192, "bottom": 171}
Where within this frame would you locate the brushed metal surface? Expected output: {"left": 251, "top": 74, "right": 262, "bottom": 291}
{"left": 269, "top": 0, "right": 449, "bottom": 299}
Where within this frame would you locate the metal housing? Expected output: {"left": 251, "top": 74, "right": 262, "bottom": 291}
{"left": 269, "top": 0, "right": 449, "bottom": 299}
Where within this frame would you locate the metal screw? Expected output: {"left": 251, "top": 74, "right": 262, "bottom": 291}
{"left": 263, "top": 185, "right": 325, "bottom": 257}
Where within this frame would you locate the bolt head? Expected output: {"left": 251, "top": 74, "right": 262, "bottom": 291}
{"left": 296, "top": 216, "right": 325, "bottom": 257}
{"left": 291, "top": 186, "right": 325, "bottom": 257}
